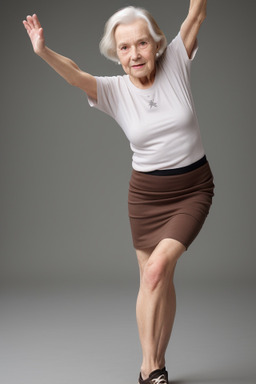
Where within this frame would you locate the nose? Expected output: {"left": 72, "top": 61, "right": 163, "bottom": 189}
{"left": 131, "top": 45, "right": 141, "bottom": 61}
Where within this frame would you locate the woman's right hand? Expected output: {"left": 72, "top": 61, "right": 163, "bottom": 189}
{"left": 22, "top": 13, "right": 97, "bottom": 99}
{"left": 23, "top": 14, "right": 45, "bottom": 55}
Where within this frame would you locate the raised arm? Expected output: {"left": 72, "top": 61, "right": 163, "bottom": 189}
{"left": 180, "top": 0, "right": 207, "bottom": 58}
{"left": 23, "top": 14, "right": 97, "bottom": 100}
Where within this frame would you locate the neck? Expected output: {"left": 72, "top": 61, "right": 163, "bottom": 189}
{"left": 129, "top": 69, "right": 156, "bottom": 89}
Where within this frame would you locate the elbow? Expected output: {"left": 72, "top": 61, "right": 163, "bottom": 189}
{"left": 193, "top": 12, "right": 206, "bottom": 27}
{"left": 68, "top": 70, "right": 82, "bottom": 88}
{"left": 198, "top": 9, "right": 207, "bottom": 25}
{"left": 189, "top": 6, "right": 207, "bottom": 26}
{"left": 68, "top": 78, "right": 78, "bottom": 87}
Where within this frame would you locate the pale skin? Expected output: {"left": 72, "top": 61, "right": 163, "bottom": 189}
{"left": 23, "top": 0, "right": 207, "bottom": 380}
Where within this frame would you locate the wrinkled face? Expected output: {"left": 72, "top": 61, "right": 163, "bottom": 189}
{"left": 115, "top": 18, "right": 159, "bottom": 87}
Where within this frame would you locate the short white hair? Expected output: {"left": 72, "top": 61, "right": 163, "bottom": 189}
{"left": 99, "top": 6, "right": 167, "bottom": 63}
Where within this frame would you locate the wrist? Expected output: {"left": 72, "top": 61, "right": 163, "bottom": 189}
{"left": 35, "top": 45, "right": 47, "bottom": 57}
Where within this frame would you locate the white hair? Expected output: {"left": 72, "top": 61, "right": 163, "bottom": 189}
{"left": 99, "top": 6, "right": 167, "bottom": 63}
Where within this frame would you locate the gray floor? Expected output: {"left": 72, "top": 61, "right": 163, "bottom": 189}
{"left": 1, "top": 281, "right": 255, "bottom": 384}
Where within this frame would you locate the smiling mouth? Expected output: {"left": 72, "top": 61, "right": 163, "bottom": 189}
{"left": 132, "top": 63, "right": 145, "bottom": 68}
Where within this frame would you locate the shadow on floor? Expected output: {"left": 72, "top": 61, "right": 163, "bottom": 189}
{"left": 170, "top": 372, "right": 256, "bottom": 384}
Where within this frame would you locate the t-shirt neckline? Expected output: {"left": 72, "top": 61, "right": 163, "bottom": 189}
{"left": 126, "top": 66, "right": 159, "bottom": 94}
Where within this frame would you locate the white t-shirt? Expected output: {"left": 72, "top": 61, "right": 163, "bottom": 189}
{"left": 88, "top": 32, "right": 205, "bottom": 172}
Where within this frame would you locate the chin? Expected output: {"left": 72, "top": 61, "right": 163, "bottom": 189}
{"left": 131, "top": 68, "right": 150, "bottom": 77}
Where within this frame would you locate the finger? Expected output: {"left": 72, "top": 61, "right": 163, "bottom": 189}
{"left": 26, "top": 15, "right": 35, "bottom": 29}
{"left": 23, "top": 20, "right": 31, "bottom": 33}
{"left": 32, "top": 14, "right": 42, "bottom": 29}
{"left": 38, "top": 28, "right": 44, "bottom": 39}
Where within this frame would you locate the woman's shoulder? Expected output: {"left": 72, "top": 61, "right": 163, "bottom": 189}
{"left": 160, "top": 33, "right": 183, "bottom": 60}
{"left": 95, "top": 74, "right": 129, "bottom": 89}
{"left": 158, "top": 31, "right": 198, "bottom": 77}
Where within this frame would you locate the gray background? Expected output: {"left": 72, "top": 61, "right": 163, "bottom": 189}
{"left": 1, "top": 0, "right": 255, "bottom": 287}
{"left": 1, "top": 1, "right": 256, "bottom": 384}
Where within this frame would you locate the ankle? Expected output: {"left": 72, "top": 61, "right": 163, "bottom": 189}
{"left": 141, "top": 363, "right": 165, "bottom": 380}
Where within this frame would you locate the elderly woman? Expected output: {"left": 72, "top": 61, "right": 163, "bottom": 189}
{"left": 23, "top": 2, "right": 214, "bottom": 383}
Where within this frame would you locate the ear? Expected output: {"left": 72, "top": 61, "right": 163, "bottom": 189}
{"left": 155, "top": 43, "right": 161, "bottom": 59}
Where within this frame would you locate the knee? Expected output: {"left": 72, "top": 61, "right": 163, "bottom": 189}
{"left": 140, "top": 239, "right": 185, "bottom": 292}
{"left": 142, "top": 260, "right": 164, "bottom": 291}
{"left": 142, "top": 256, "right": 176, "bottom": 292}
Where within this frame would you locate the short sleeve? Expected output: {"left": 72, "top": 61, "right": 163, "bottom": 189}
{"left": 162, "top": 32, "right": 198, "bottom": 84}
{"left": 174, "top": 31, "right": 198, "bottom": 62}
{"left": 87, "top": 76, "right": 119, "bottom": 119}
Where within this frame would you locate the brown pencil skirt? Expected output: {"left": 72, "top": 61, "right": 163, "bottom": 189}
{"left": 128, "top": 158, "right": 214, "bottom": 250}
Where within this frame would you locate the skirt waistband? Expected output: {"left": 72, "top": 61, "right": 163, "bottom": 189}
{"left": 140, "top": 156, "right": 207, "bottom": 176}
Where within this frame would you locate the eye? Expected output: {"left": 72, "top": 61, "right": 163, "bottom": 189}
{"left": 120, "top": 45, "right": 128, "bottom": 51}
{"left": 140, "top": 41, "right": 148, "bottom": 47}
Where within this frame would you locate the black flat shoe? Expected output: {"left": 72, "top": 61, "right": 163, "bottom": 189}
{"left": 138, "top": 367, "right": 168, "bottom": 384}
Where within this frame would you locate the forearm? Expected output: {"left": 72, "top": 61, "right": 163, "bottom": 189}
{"left": 37, "top": 46, "right": 82, "bottom": 86}
{"left": 188, "top": 0, "right": 207, "bottom": 24}
{"left": 23, "top": 13, "right": 97, "bottom": 98}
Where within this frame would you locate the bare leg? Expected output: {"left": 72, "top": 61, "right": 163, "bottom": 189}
{"left": 136, "top": 238, "right": 185, "bottom": 380}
